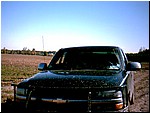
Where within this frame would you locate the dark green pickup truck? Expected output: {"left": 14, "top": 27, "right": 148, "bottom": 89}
{"left": 13, "top": 46, "right": 141, "bottom": 112}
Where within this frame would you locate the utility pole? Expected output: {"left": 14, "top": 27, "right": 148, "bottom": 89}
{"left": 42, "top": 36, "right": 45, "bottom": 62}
{"left": 42, "top": 36, "right": 45, "bottom": 51}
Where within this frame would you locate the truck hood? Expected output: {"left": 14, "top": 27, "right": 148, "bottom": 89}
{"left": 19, "top": 70, "right": 125, "bottom": 88}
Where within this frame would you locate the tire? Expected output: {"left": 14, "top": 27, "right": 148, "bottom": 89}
{"left": 128, "top": 91, "right": 134, "bottom": 105}
{"left": 130, "top": 93, "right": 134, "bottom": 105}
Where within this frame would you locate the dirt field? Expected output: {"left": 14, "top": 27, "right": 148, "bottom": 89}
{"left": 1, "top": 54, "right": 149, "bottom": 112}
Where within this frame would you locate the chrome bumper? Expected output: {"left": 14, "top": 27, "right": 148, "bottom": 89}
{"left": 16, "top": 95, "right": 123, "bottom": 103}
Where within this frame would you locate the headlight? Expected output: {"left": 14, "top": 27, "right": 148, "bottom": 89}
{"left": 97, "top": 90, "right": 122, "bottom": 98}
{"left": 17, "top": 88, "right": 27, "bottom": 95}
{"left": 96, "top": 90, "right": 123, "bottom": 110}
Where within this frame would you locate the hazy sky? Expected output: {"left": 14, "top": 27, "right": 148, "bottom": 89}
{"left": 1, "top": 1, "right": 149, "bottom": 53}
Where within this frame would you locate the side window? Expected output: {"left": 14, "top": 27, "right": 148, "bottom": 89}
{"left": 120, "top": 49, "right": 128, "bottom": 68}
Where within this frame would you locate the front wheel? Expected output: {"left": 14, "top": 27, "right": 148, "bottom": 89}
{"left": 128, "top": 91, "right": 134, "bottom": 105}
{"left": 130, "top": 93, "right": 134, "bottom": 105}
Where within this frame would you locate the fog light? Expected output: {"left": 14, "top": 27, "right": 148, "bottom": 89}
{"left": 115, "top": 103, "right": 123, "bottom": 110}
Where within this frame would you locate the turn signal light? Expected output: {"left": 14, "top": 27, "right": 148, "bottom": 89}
{"left": 115, "top": 103, "right": 123, "bottom": 109}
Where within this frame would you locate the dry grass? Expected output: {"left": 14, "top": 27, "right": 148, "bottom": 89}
{"left": 1, "top": 54, "right": 52, "bottom": 83}
{"left": 1, "top": 54, "right": 52, "bottom": 103}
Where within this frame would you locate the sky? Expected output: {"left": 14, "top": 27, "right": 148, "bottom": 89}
{"left": 1, "top": 1, "right": 149, "bottom": 53}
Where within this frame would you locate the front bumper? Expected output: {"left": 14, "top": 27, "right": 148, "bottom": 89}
{"left": 16, "top": 95, "right": 128, "bottom": 112}
{"left": 12, "top": 84, "right": 128, "bottom": 112}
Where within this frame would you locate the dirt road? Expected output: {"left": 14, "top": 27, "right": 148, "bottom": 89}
{"left": 129, "top": 69, "right": 149, "bottom": 112}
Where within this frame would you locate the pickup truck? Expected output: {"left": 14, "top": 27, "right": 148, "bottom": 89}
{"left": 12, "top": 46, "right": 141, "bottom": 112}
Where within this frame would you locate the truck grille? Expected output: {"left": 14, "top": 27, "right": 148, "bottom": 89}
{"left": 31, "top": 87, "right": 89, "bottom": 100}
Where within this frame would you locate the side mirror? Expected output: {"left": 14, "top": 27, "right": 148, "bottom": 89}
{"left": 38, "top": 63, "right": 47, "bottom": 71}
{"left": 126, "top": 62, "right": 141, "bottom": 71}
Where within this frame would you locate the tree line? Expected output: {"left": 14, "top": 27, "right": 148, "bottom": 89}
{"left": 1, "top": 47, "right": 56, "bottom": 56}
{"left": 126, "top": 48, "right": 149, "bottom": 62}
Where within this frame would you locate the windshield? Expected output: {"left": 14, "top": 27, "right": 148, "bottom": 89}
{"left": 48, "top": 47, "right": 121, "bottom": 71}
